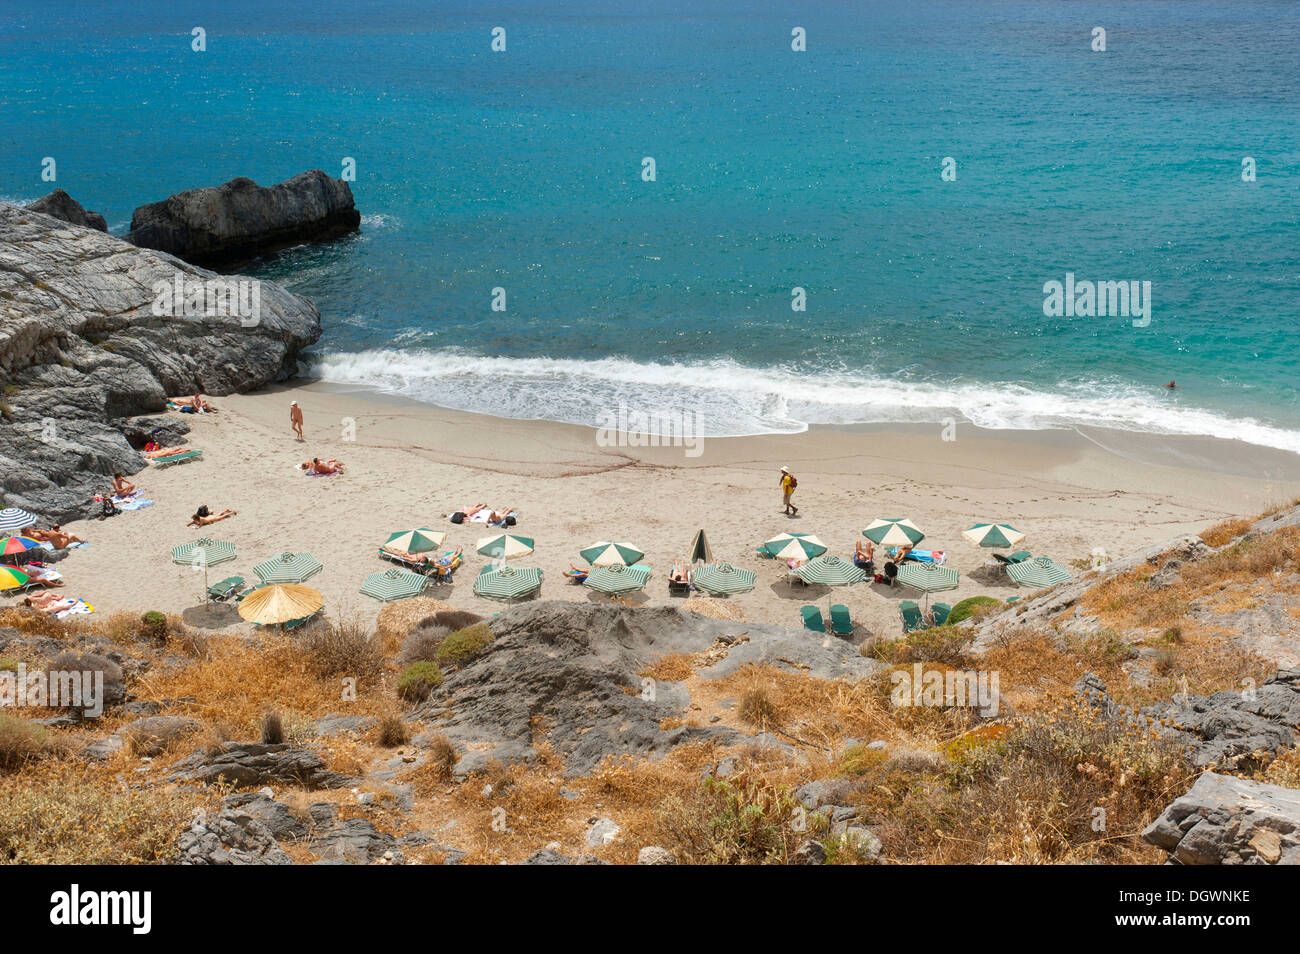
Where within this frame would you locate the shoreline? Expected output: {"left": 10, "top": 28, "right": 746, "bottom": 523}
{"left": 51, "top": 377, "right": 1300, "bottom": 638}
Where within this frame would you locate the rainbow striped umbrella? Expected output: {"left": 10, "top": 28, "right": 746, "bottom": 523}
{"left": 0, "top": 566, "right": 32, "bottom": 591}
{"left": 0, "top": 535, "right": 42, "bottom": 558}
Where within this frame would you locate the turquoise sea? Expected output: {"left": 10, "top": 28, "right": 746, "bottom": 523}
{"left": 2, "top": 0, "right": 1298, "bottom": 448}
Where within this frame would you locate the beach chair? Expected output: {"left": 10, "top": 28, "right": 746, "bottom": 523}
{"left": 430, "top": 550, "right": 462, "bottom": 583}
{"left": 150, "top": 450, "right": 203, "bottom": 467}
{"left": 563, "top": 567, "right": 589, "bottom": 584}
{"left": 379, "top": 547, "right": 434, "bottom": 575}
{"left": 900, "top": 601, "right": 926, "bottom": 633}
{"left": 993, "top": 550, "right": 1032, "bottom": 565}
{"left": 206, "top": 576, "right": 245, "bottom": 603}
{"left": 800, "top": 605, "right": 826, "bottom": 633}
{"left": 829, "top": 604, "right": 853, "bottom": 637}
{"left": 667, "top": 561, "right": 691, "bottom": 596}
{"left": 930, "top": 602, "right": 952, "bottom": 627}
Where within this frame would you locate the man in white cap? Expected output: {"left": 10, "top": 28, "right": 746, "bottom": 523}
{"left": 780, "top": 466, "right": 798, "bottom": 516}
{"left": 289, "top": 400, "right": 304, "bottom": 441}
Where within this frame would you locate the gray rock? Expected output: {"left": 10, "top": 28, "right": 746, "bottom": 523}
{"left": 1142, "top": 772, "right": 1300, "bottom": 865}
{"left": 126, "top": 170, "right": 360, "bottom": 266}
{"left": 167, "top": 742, "right": 354, "bottom": 789}
{"left": 795, "top": 778, "right": 852, "bottom": 811}
{"left": 27, "top": 189, "right": 107, "bottom": 232}
{"left": 834, "top": 825, "right": 883, "bottom": 862}
{"left": 518, "top": 849, "right": 609, "bottom": 866}
{"left": 308, "top": 802, "right": 338, "bottom": 830}
{"left": 793, "top": 840, "right": 826, "bottom": 865}
{"left": 175, "top": 808, "right": 293, "bottom": 865}
{"left": 585, "top": 817, "right": 621, "bottom": 848}
{"left": 0, "top": 201, "right": 321, "bottom": 522}
{"left": 312, "top": 818, "right": 400, "bottom": 865}
{"left": 310, "top": 713, "right": 378, "bottom": 737}
{"left": 636, "top": 846, "right": 676, "bottom": 865}
{"left": 221, "top": 792, "right": 308, "bottom": 842}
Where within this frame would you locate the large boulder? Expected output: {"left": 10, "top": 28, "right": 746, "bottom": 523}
{"left": 167, "top": 742, "right": 355, "bottom": 789}
{"left": 27, "top": 190, "right": 107, "bottom": 232}
{"left": 0, "top": 201, "right": 320, "bottom": 522}
{"left": 175, "top": 806, "right": 294, "bottom": 865}
{"left": 126, "top": 170, "right": 360, "bottom": 266}
{"left": 1142, "top": 772, "right": 1300, "bottom": 864}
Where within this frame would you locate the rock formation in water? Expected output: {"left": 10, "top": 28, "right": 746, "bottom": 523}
{"left": 0, "top": 201, "right": 321, "bottom": 522}
{"left": 126, "top": 170, "right": 360, "bottom": 266}
{"left": 27, "top": 189, "right": 108, "bottom": 232}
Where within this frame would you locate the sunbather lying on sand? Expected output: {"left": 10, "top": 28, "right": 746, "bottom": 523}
{"left": 27, "top": 526, "right": 85, "bottom": 547}
{"left": 143, "top": 443, "right": 191, "bottom": 458}
{"left": 566, "top": 562, "right": 590, "bottom": 575}
{"left": 171, "top": 393, "right": 216, "bottom": 412}
{"left": 854, "top": 540, "right": 875, "bottom": 567}
{"left": 300, "top": 458, "right": 345, "bottom": 475}
{"left": 460, "top": 503, "right": 487, "bottom": 517}
{"left": 23, "top": 592, "right": 76, "bottom": 613}
{"left": 487, "top": 507, "right": 517, "bottom": 524}
{"left": 188, "top": 505, "right": 237, "bottom": 527}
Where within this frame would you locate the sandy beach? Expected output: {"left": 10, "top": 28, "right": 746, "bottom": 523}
{"left": 42, "top": 381, "right": 1300, "bottom": 638}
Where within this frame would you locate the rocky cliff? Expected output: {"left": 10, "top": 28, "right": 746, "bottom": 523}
{"left": 28, "top": 190, "right": 107, "bottom": 232}
{"left": 126, "top": 170, "right": 360, "bottom": 266}
{"left": 0, "top": 201, "right": 321, "bottom": 522}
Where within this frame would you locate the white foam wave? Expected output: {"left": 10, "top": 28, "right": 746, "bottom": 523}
{"left": 307, "top": 349, "right": 1300, "bottom": 455}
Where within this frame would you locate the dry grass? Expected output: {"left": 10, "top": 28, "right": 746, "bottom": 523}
{"left": 374, "top": 597, "right": 454, "bottom": 650}
{"left": 1199, "top": 517, "right": 1253, "bottom": 548}
{"left": 640, "top": 652, "right": 695, "bottom": 682}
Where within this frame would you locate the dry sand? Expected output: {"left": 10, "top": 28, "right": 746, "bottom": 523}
{"left": 51, "top": 380, "right": 1300, "bottom": 639}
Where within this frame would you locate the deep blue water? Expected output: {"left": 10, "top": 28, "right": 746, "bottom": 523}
{"left": 2, "top": 0, "right": 1298, "bottom": 447}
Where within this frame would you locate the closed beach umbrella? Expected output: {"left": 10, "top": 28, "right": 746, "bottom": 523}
{"left": 897, "top": 562, "right": 959, "bottom": 611}
{"left": 0, "top": 508, "right": 35, "bottom": 533}
{"left": 360, "top": 567, "right": 429, "bottom": 602}
{"left": 238, "top": 583, "right": 324, "bottom": 625}
{"left": 962, "top": 523, "right": 1025, "bottom": 549}
{"left": 688, "top": 529, "right": 712, "bottom": 565}
{"left": 796, "top": 554, "right": 867, "bottom": 586}
{"left": 862, "top": 518, "right": 925, "bottom": 548}
{"left": 692, "top": 563, "right": 757, "bottom": 596}
{"left": 584, "top": 564, "right": 652, "bottom": 595}
{"left": 474, "top": 565, "right": 543, "bottom": 601}
{"left": 0, "top": 566, "right": 31, "bottom": 591}
{"left": 761, "top": 532, "right": 828, "bottom": 561}
{"left": 1007, "top": 557, "right": 1073, "bottom": 588}
{"left": 579, "top": 541, "right": 645, "bottom": 567}
{"left": 476, "top": 533, "right": 535, "bottom": 561}
{"left": 385, "top": 528, "right": 446, "bottom": 554}
{"left": 253, "top": 551, "right": 324, "bottom": 584}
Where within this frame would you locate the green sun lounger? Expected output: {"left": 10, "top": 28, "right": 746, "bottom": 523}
{"left": 900, "top": 600, "right": 925, "bottom": 633}
{"left": 152, "top": 450, "right": 203, "bottom": 466}
{"left": 829, "top": 604, "right": 853, "bottom": 636}
{"left": 930, "top": 602, "right": 952, "bottom": 627}
{"left": 800, "top": 605, "right": 826, "bottom": 633}
{"left": 206, "top": 575, "right": 245, "bottom": 602}
{"left": 993, "top": 550, "right": 1032, "bottom": 565}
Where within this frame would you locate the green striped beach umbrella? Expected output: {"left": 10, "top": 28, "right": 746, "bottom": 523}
{"left": 473, "top": 565, "right": 543, "bottom": 601}
{"left": 171, "top": 538, "right": 237, "bottom": 568}
{"left": 692, "top": 563, "right": 757, "bottom": 596}
{"left": 579, "top": 541, "right": 645, "bottom": 567}
{"left": 385, "top": 528, "right": 447, "bottom": 554}
{"left": 1007, "top": 557, "right": 1073, "bottom": 588}
{"left": 360, "top": 567, "right": 429, "bottom": 602}
{"left": 761, "top": 533, "right": 828, "bottom": 561}
{"left": 896, "top": 562, "right": 959, "bottom": 592}
{"left": 795, "top": 554, "right": 866, "bottom": 586}
{"left": 253, "top": 551, "right": 324, "bottom": 584}
{"left": 962, "top": 523, "right": 1025, "bottom": 549}
{"left": 862, "top": 518, "right": 925, "bottom": 548}
{"left": 476, "top": 533, "right": 535, "bottom": 561}
{"left": 584, "top": 564, "right": 652, "bottom": 595}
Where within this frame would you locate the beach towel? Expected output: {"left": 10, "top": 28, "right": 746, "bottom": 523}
{"left": 907, "top": 549, "right": 946, "bottom": 565}
{"left": 113, "top": 496, "right": 154, "bottom": 511}
{"left": 54, "top": 599, "right": 94, "bottom": 619}
{"left": 469, "top": 510, "right": 491, "bottom": 523}
{"left": 66, "top": 541, "right": 89, "bottom": 549}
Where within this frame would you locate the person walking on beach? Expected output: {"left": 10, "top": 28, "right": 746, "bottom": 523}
{"left": 289, "top": 401, "right": 304, "bottom": 441}
{"left": 780, "top": 466, "right": 798, "bottom": 516}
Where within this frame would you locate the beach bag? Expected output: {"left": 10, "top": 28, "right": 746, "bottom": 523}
{"left": 450, "top": 511, "right": 465, "bottom": 524}
{"left": 788, "top": 476, "right": 797, "bottom": 490}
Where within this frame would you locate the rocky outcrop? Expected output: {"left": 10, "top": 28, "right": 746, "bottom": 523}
{"left": 27, "top": 190, "right": 107, "bottom": 232}
{"left": 413, "top": 601, "right": 877, "bottom": 777}
{"left": 0, "top": 201, "right": 321, "bottom": 521}
{"left": 1142, "top": 772, "right": 1300, "bottom": 864}
{"left": 175, "top": 806, "right": 294, "bottom": 865}
{"left": 126, "top": 170, "right": 360, "bottom": 266}
{"left": 167, "top": 742, "right": 355, "bottom": 789}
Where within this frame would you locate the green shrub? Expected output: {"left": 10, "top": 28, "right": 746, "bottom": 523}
{"left": 0, "top": 658, "right": 19, "bottom": 673}
{"left": 436, "top": 622, "right": 493, "bottom": 666}
{"left": 397, "top": 662, "right": 444, "bottom": 702}
{"left": 870, "top": 626, "right": 971, "bottom": 665}
{"left": 141, "top": 610, "right": 168, "bottom": 640}
{"left": 947, "top": 596, "right": 1001, "bottom": 625}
